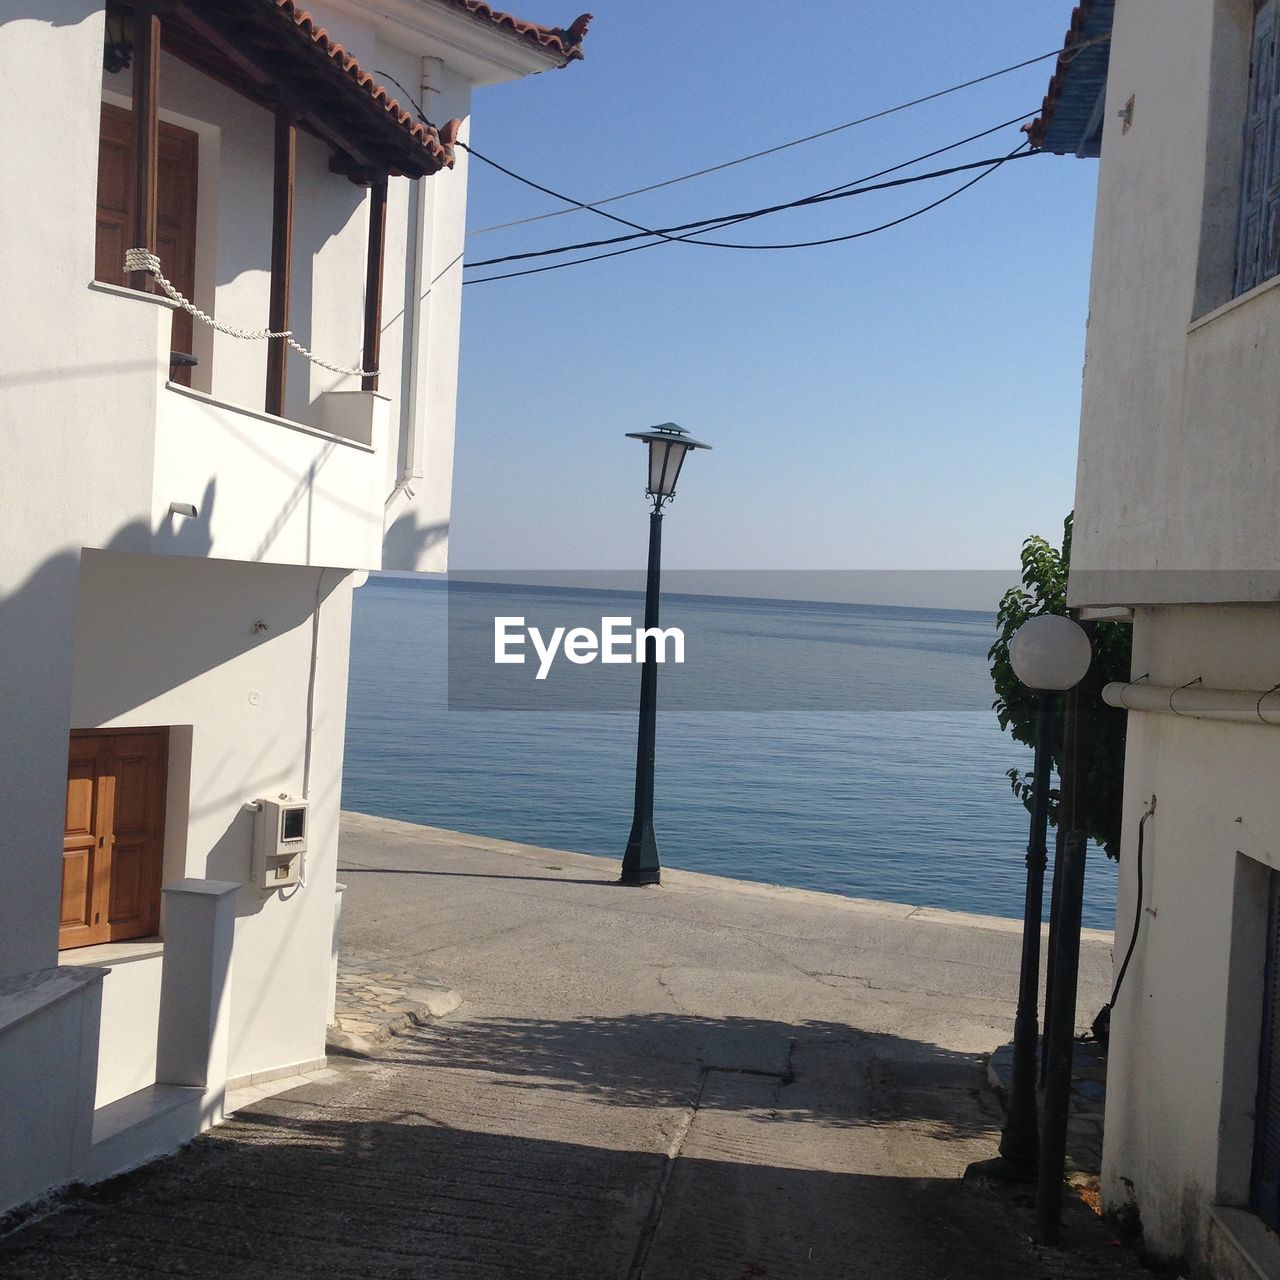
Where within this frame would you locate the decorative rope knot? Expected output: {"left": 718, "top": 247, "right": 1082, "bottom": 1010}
{"left": 124, "top": 248, "right": 374, "bottom": 378}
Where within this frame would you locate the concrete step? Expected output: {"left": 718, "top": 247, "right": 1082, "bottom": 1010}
{"left": 83, "top": 1083, "right": 210, "bottom": 1184}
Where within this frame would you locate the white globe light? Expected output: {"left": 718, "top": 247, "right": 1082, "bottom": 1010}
{"left": 1009, "top": 614, "right": 1092, "bottom": 692}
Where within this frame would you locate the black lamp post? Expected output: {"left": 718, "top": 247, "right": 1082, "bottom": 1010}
{"left": 619, "top": 422, "right": 711, "bottom": 886}
{"left": 974, "top": 613, "right": 1092, "bottom": 1180}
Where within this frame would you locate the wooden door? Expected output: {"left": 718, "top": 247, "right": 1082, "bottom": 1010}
{"left": 95, "top": 103, "right": 199, "bottom": 385}
{"left": 60, "top": 729, "right": 168, "bottom": 950}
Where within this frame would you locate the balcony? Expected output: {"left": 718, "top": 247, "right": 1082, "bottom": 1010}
{"left": 91, "top": 281, "right": 389, "bottom": 572}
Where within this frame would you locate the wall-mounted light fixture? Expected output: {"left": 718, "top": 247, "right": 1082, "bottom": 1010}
{"left": 103, "top": 5, "right": 134, "bottom": 74}
{"left": 169, "top": 502, "right": 198, "bottom": 519}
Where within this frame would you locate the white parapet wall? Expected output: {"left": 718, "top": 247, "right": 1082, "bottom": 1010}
{"left": 0, "top": 967, "right": 104, "bottom": 1212}
{"left": 152, "top": 384, "right": 388, "bottom": 571}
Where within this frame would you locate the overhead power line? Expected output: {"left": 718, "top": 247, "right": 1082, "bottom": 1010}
{"left": 462, "top": 112, "right": 1036, "bottom": 270}
{"left": 466, "top": 37, "right": 1106, "bottom": 235}
{"left": 464, "top": 145, "right": 1035, "bottom": 285}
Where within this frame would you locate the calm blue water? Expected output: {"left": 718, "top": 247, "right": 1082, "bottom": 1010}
{"left": 342, "top": 578, "right": 1119, "bottom": 930}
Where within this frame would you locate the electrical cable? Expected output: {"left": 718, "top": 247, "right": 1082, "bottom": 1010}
{"left": 688, "top": 141, "right": 1031, "bottom": 250}
{"left": 1089, "top": 796, "right": 1157, "bottom": 1045}
{"left": 465, "top": 36, "right": 1109, "bottom": 235}
{"left": 462, "top": 111, "right": 1037, "bottom": 269}
{"left": 1109, "top": 797, "right": 1155, "bottom": 1007}
{"left": 463, "top": 146, "right": 1033, "bottom": 284}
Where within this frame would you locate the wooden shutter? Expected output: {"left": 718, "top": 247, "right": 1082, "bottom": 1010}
{"left": 60, "top": 735, "right": 111, "bottom": 949}
{"left": 94, "top": 103, "right": 199, "bottom": 384}
{"left": 1237, "top": 1, "right": 1280, "bottom": 295}
{"left": 1252, "top": 867, "right": 1280, "bottom": 1230}
{"left": 60, "top": 729, "right": 168, "bottom": 950}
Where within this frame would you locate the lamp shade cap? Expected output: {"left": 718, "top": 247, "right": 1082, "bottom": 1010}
{"left": 1009, "top": 614, "right": 1092, "bottom": 691}
{"left": 625, "top": 421, "right": 713, "bottom": 451}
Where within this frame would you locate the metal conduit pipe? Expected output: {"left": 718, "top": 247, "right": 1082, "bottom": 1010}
{"left": 1103, "top": 680, "right": 1280, "bottom": 725}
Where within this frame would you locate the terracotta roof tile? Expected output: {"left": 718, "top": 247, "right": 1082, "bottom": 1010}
{"left": 264, "top": 1, "right": 590, "bottom": 176}
{"left": 270, "top": 0, "right": 455, "bottom": 171}
{"left": 439, "top": 2, "right": 592, "bottom": 66}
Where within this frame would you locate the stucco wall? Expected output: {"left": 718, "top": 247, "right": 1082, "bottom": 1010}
{"left": 71, "top": 552, "right": 354, "bottom": 1080}
{"left": 381, "top": 53, "right": 473, "bottom": 575}
{"left": 1068, "top": 0, "right": 1265, "bottom": 605}
{"left": 0, "top": 3, "right": 168, "bottom": 979}
{"left": 1102, "top": 605, "right": 1280, "bottom": 1260}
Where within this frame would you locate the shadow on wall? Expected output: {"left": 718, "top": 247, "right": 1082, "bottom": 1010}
{"left": 0, "top": 512, "right": 345, "bottom": 880}
{"left": 383, "top": 513, "right": 448, "bottom": 572}
{"left": 155, "top": 478, "right": 217, "bottom": 557}
{"left": 0, "top": 519, "right": 152, "bottom": 766}
{"left": 69, "top": 545, "right": 343, "bottom": 730}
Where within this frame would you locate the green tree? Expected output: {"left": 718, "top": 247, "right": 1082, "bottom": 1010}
{"left": 990, "top": 513, "right": 1131, "bottom": 858}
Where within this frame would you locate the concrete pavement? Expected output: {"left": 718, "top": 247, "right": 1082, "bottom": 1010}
{"left": 0, "top": 813, "right": 1149, "bottom": 1278}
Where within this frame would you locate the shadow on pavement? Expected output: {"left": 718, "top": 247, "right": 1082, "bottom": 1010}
{"left": 0, "top": 1101, "right": 1142, "bottom": 1280}
{"left": 385, "top": 1011, "right": 996, "bottom": 1138}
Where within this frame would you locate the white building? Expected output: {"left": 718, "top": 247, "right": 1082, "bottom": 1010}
{"left": 1034, "top": 1, "right": 1280, "bottom": 1273}
{"left": 0, "top": 0, "right": 586, "bottom": 1216}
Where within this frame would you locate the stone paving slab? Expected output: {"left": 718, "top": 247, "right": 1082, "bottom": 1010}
{"left": 327, "top": 956, "right": 462, "bottom": 1056}
{"left": 988, "top": 1038, "right": 1108, "bottom": 1188}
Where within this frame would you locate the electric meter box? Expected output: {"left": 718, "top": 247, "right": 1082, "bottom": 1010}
{"left": 252, "top": 796, "right": 308, "bottom": 890}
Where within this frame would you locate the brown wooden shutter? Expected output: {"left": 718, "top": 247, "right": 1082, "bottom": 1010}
{"left": 60, "top": 729, "right": 168, "bottom": 950}
{"left": 95, "top": 103, "right": 200, "bottom": 384}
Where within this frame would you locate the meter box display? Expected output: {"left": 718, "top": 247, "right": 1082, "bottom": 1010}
{"left": 252, "top": 796, "right": 308, "bottom": 889}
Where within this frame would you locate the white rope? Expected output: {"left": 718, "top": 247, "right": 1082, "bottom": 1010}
{"left": 124, "top": 248, "right": 374, "bottom": 378}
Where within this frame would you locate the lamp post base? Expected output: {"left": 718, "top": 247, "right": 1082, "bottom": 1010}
{"left": 619, "top": 867, "right": 661, "bottom": 886}
{"left": 621, "top": 823, "right": 661, "bottom": 886}
{"left": 963, "top": 1154, "right": 1037, "bottom": 1184}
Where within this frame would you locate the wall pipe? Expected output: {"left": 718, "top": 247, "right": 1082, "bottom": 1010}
{"left": 1103, "top": 680, "right": 1280, "bottom": 725}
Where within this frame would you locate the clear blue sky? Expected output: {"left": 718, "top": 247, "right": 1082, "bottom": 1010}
{"left": 448, "top": 1, "right": 1097, "bottom": 580}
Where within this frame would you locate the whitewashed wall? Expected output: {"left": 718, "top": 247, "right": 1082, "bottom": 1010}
{"left": 71, "top": 551, "right": 354, "bottom": 1081}
{"left": 1069, "top": 0, "right": 1266, "bottom": 605}
{"left": 0, "top": 2, "right": 163, "bottom": 979}
{"left": 1101, "top": 605, "right": 1280, "bottom": 1261}
{"left": 1055, "top": 0, "right": 1280, "bottom": 1267}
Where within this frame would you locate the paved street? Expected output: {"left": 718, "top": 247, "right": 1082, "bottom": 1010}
{"left": 0, "top": 813, "right": 1149, "bottom": 1278}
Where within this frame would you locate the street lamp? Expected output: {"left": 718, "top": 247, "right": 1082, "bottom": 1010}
{"left": 620, "top": 423, "right": 711, "bottom": 886}
{"left": 981, "top": 613, "right": 1092, "bottom": 1180}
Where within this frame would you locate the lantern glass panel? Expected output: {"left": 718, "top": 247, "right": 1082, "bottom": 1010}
{"left": 649, "top": 440, "right": 689, "bottom": 497}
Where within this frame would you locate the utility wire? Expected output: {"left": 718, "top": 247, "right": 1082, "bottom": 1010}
{"left": 467, "top": 36, "right": 1107, "bottom": 235}
{"left": 378, "top": 68, "right": 708, "bottom": 253}
{"left": 687, "top": 142, "right": 1032, "bottom": 251}
{"left": 464, "top": 145, "right": 1032, "bottom": 285}
{"left": 460, "top": 143, "right": 703, "bottom": 248}
{"left": 463, "top": 113, "right": 1036, "bottom": 270}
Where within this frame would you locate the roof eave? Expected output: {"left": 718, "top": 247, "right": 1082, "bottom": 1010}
{"left": 321, "top": 0, "right": 577, "bottom": 86}
{"left": 1027, "top": 0, "right": 1115, "bottom": 158}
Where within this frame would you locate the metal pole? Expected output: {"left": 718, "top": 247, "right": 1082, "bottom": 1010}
{"left": 621, "top": 507, "right": 663, "bottom": 885}
{"left": 1043, "top": 679, "right": 1079, "bottom": 1083}
{"left": 1037, "top": 829, "right": 1087, "bottom": 1243}
{"left": 996, "top": 691, "right": 1056, "bottom": 1175}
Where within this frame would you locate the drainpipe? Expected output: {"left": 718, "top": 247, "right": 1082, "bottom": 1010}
{"left": 1103, "top": 679, "right": 1280, "bottom": 724}
{"left": 387, "top": 57, "right": 436, "bottom": 516}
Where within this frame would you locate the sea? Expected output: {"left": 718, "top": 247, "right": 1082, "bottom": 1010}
{"left": 342, "top": 576, "right": 1120, "bottom": 931}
